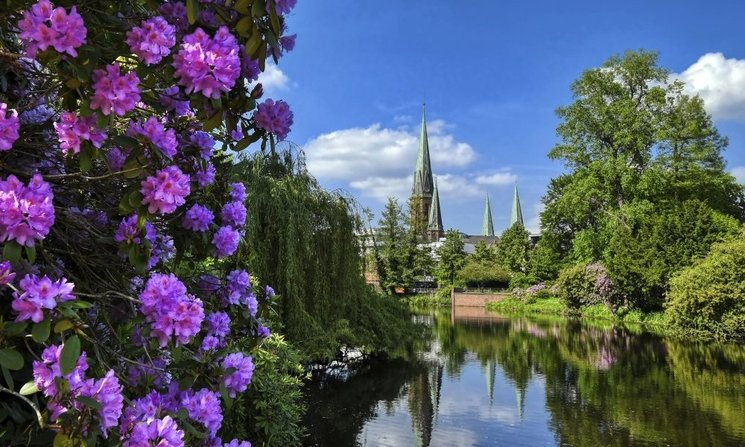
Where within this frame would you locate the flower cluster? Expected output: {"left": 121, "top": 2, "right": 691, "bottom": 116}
{"left": 221, "top": 201, "right": 247, "bottom": 228}
{"left": 0, "top": 261, "right": 15, "bottom": 286}
{"left": 17, "top": 0, "right": 87, "bottom": 57}
{"left": 141, "top": 166, "right": 191, "bottom": 214}
{"left": 0, "top": 174, "right": 55, "bottom": 246}
{"left": 202, "top": 311, "right": 230, "bottom": 352}
{"left": 160, "top": 86, "right": 192, "bottom": 117}
{"left": 222, "top": 353, "right": 254, "bottom": 398}
{"left": 33, "top": 345, "right": 123, "bottom": 437}
{"left": 54, "top": 111, "right": 108, "bottom": 154}
{"left": 230, "top": 182, "right": 246, "bottom": 202}
{"left": 180, "top": 388, "right": 223, "bottom": 435}
{"left": 139, "top": 273, "right": 205, "bottom": 346}
{"left": 90, "top": 64, "right": 141, "bottom": 116}
{"left": 128, "top": 116, "right": 178, "bottom": 158}
{"left": 172, "top": 27, "right": 241, "bottom": 98}
{"left": 126, "top": 16, "right": 177, "bottom": 65}
{"left": 107, "top": 147, "right": 128, "bottom": 172}
{"left": 253, "top": 99, "right": 294, "bottom": 140}
{"left": 526, "top": 283, "right": 547, "bottom": 295}
{"left": 212, "top": 226, "right": 239, "bottom": 258}
{"left": 159, "top": 1, "right": 189, "bottom": 32}
{"left": 183, "top": 204, "right": 214, "bottom": 232}
{"left": 196, "top": 162, "right": 216, "bottom": 187}
{"left": 272, "top": 0, "right": 297, "bottom": 15}
{"left": 190, "top": 131, "right": 215, "bottom": 159}
{"left": 115, "top": 215, "right": 156, "bottom": 246}
{"left": 11, "top": 274, "right": 75, "bottom": 322}
{"left": 0, "top": 103, "right": 20, "bottom": 151}
{"left": 124, "top": 416, "right": 184, "bottom": 447}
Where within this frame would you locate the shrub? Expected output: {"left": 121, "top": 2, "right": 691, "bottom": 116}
{"left": 457, "top": 260, "right": 510, "bottom": 289}
{"left": 666, "top": 234, "right": 745, "bottom": 339}
{"left": 556, "top": 262, "right": 621, "bottom": 311}
{"left": 508, "top": 271, "right": 538, "bottom": 289}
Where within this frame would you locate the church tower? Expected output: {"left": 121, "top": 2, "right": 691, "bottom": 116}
{"left": 427, "top": 178, "right": 444, "bottom": 241}
{"left": 410, "top": 104, "right": 435, "bottom": 239}
{"left": 481, "top": 194, "right": 495, "bottom": 236}
{"left": 510, "top": 184, "right": 524, "bottom": 228}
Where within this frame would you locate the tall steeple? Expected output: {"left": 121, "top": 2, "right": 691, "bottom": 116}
{"left": 411, "top": 104, "right": 434, "bottom": 198}
{"left": 481, "top": 194, "right": 495, "bottom": 236}
{"left": 510, "top": 184, "right": 524, "bottom": 227}
{"left": 427, "top": 178, "right": 444, "bottom": 241}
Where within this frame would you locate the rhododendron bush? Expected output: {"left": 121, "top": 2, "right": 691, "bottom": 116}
{"left": 0, "top": 0, "right": 296, "bottom": 445}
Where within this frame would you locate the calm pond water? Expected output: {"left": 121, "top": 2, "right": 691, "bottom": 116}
{"left": 303, "top": 308, "right": 745, "bottom": 446}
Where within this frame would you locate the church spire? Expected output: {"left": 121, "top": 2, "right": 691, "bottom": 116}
{"left": 510, "top": 184, "right": 524, "bottom": 227}
{"left": 412, "top": 104, "right": 433, "bottom": 197}
{"left": 481, "top": 194, "right": 495, "bottom": 236}
{"left": 427, "top": 178, "right": 443, "bottom": 238}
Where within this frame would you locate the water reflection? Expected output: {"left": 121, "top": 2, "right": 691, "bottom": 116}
{"left": 303, "top": 310, "right": 745, "bottom": 446}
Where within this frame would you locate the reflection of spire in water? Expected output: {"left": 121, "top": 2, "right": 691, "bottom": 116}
{"left": 486, "top": 360, "right": 496, "bottom": 405}
{"left": 409, "top": 363, "right": 443, "bottom": 447}
{"left": 429, "top": 364, "right": 443, "bottom": 425}
{"left": 516, "top": 385, "right": 526, "bottom": 420}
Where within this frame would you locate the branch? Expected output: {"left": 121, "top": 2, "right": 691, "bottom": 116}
{"left": 0, "top": 385, "right": 45, "bottom": 429}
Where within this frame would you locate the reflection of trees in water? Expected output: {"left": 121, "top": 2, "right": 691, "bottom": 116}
{"left": 433, "top": 311, "right": 745, "bottom": 446}
{"left": 407, "top": 364, "right": 444, "bottom": 447}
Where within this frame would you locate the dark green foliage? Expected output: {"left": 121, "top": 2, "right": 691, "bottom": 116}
{"left": 508, "top": 272, "right": 538, "bottom": 290}
{"left": 377, "top": 198, "right": 408, "bottom": 292}
{"left": 556, "top": 263, "right": 618, "bottom": 311}
{"left": 527, "top": 235, "right": 564, "bottom": 281}
{"left": 457, "top": 260, "right": 511, "bottom": 289}
{"left": 666, "top": 233, "right": 745, "bottom": 339}
{"left": 434, "top": 229, "right": 466, "bottom": 286}
{"left": 235, "top": 148, "right": 414, "bottom": 360}
{"left": 472, "top": 241, "right": 496, "bottom": 263}
{"left": 496, "top": 224, "right": 530, "bottom": 273}
{"left": 222, "top": 334, "right": 306, "bottom": 446}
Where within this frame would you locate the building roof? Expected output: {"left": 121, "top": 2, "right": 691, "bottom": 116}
{"left": 412, "top": 104, "right": 434, "bottom": 197}
{"left": 427, "top": 177, "right": 443, "bottom": 232}
{"left": 481, "top": 194, "right": 495, "bottom": 236}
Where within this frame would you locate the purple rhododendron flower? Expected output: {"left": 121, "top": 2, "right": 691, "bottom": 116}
{"left": 115, "top": 214, "right": 156, "bottom": 246}
{"left": 183, "top": 204, "right": 214, "bottom": 232}
{"left": 11, "top": 274, "right": 75, "bottom": 322}
{"left": 33, "top": 345, "right": 88, "bottom": 398}
{"left": 0, "top": 174, "right": 55, "bottom": 247}
{"left": 0, "top": 261, "right": 15, "bottom": 286}
{"left": 0, "top": 103, "right": 20, "bottom": 151}
{"left": 272, "top": 0, "right": 297, "bottom": 15}
{"left": 221, "top": 353, "right": 254, "bottom": 397}
{"left": 159, "top": 1, "right": 189, "bottom": 32}
{"left": 180, "top": 388, "right": 222, "bottom": 436}
{"left": 20, "top": 104, "right": 54, "bottom": 125}
{"left": 257, "top": 325, "right": 270, "bottom": 338}
{"left": 265, "top": 285, "right": 275, "bottom": 297}
{"left": 139, "top": 273, "right": 205, "bottom": 346}
{"left": 17, "top": 0, "right": 87, "bottom": 58}
{"left": 124, "top": 416, "right": 184, "bottom": 447}
{"left": 90, "top": 64, "right": 140, "bottom": 116}
{"left": 160, "top": 86, "right": 191, "bottom": 117}
{"left": 253, "top": 99, "right": 294, "bottom": 141}
{"left": 79, "top": 370, "right": 124, "bottom": 438}
{"left": 240, "top": 55, "right": 260, "bottom": 82}
{"left": 224, "top": 440, "right": 252, "bottom": 447}
{"left": 148, "top": 233, "right": 176, "bottom": 269}
{"left": 190, "top": 131, "right": 215, "bottom": 159}
{"left": 141, "top": 166, "right": 191, "bottom": 214}
{"left": 229, "top": 182, "right": 246, "bottom": 202}
{"left": 126, "top": 16, "right": 176, "bottom": 65}
{"left": 245, "top": 292, "right": 258, "bottom": 316}
{"left": 201, "top": 335, "right": 221, "bottom": 353}
{"left": 196, "top": 162, "right": 216, "bottom": 188}
{"left": 206, "top": 311, "right": 230, "bottom": 339}
{"left": 128, "top": 116, "right": 178, "bottom": 158}
{"left": 172, "top": 27, "right": 241, "bottom": 98}
{"left": 54, "top": 111, "right": 107, "bottom": 154}
{"left": 231, "top": 126, "right": 244, "bottom": 141}
{"left": 221, "top": 201, "right": 246, "bottom": 228}
{"left": 212, "top": 226, "right": 239, "bottom": 258}
{"left": 107, "top": 147, "right": 128, "bottom": 172}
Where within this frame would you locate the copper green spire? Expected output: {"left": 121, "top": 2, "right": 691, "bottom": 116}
{"left": 510, "top": 184, "right": 524, "bottom": 227}
{"left": 481, "top": 194, "right": 495, "bottom": 236}
{"left": 427, "top": 178, "right": 443, "bottom": 233}
{"left": 411, "top": 104, "right": 433, "bottom": 197}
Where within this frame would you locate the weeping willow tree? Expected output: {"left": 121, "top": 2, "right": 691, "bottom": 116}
{"left": 234, "top": 144, "right": 414, "bottom": 360}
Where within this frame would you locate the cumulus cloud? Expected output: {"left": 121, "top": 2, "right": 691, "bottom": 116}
{"left": 673, "top": 53, "right": 745, "bottom": 120}
{"left": 257, "top": 63, "right": 291, "bottom": 91}
{"left": 731, "top": 166, "right": 745, "bottom": 184}
{"left": 475, "top": 172, "right": 518, "bottom": 186}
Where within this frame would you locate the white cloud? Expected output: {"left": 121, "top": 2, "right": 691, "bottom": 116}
{"left": 731, "top": 166, "right": 745, "bottom": 184}
{"left": 257, "top": 63, "right": 291, "bottom": 91}
{"left": 304, "top": 122, "right": 478, "bottom": 202}
{"left": 673, "top": 53, "right": 745, "bottom": 120}
{"left": 525, "top": 202, "right": 544, "bottom": 234}
{"left": 475, "top": 172, "right": 518, "bottom": 186}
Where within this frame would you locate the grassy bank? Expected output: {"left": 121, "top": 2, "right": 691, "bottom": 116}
{"left": 486, "top": 296, "right": 668, "bottom": 331}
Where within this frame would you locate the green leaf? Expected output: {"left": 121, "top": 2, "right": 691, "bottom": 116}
{"left": 3, "top": 322, "right": 28, "bottom": 337}
{"left": 79, "top": 144, "right": 94, "bottom": 172}
{"left": 180, "top": 419, "right": 206, "bottom": 439}
{"left": 19, "top": 381, "right": 39, "bottom": 396}
{"left": 268, "top": 1, "right": 281, "bottom": 35}
{"left": 203, "top": 112, "right": 223, "bottom": 131}
{"left": 0, "top": 348, "right": 23, "bottom": 371}
{"left": 2, "top": 365, "right": 14, "bottom": 389}
{"left": 59, "top": 335, "right": 81, "bottom": 375}
{"left": 32, "top": 317, "right": 51, "bottom": 343}
{"left": 236, "top": 16, "right": 254, "bottom": 37}
{"left": 77, "top": 395, "right": 102, "bottom": 410}
{"left": 54, "top": 319, "right": 74, "bottom": 333}
{"left": 245, "top": 32, "right": 262, "bottom": 58}
{"left": 3, "top": 242, "right": 22, "bottom": 264}
{"left": 251, "top": 0, "right": 266, "bottom": 18}
{"left": 219, "top": 381, "right": 233, "bottom": 409}
{"left": 53, "top": 432, "right": 74, "bottom": 447}
{"left": 113, "top": 135, "right": 140, "bottom": 149}
{"left": 186, "top": 0, "right": 199, "bottom": 24}
{"left": 233, "top": 0, "right": 252, "bottom": 14}
{"left": 25, "top": 245, "right": 36, "bottom": 264}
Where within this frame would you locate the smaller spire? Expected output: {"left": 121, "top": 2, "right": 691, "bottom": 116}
{"left": 510, "top": 184, "right": 524, "bottom": 227}
{"left": 427, "top": 178, "right": 443, "bottom": 234}
{"left": 481, "top": 194, "right": 495, "bottom": 236}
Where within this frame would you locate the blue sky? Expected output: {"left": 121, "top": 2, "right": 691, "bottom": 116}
{"left": 260, "top": 0, "right": 745, "bottom": 234}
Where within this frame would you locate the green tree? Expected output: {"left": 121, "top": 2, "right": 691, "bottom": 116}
{"left": 377, "top": 197, "right": 408, "bottom": 292}
{"left": 496, "top": 224, "right": 530, "bottom": 273}
{"left": 472, "top": 240, "right": 496, "bottom": 263}
{"left": 435, "top": 229, "right": 466, "bottom": 286}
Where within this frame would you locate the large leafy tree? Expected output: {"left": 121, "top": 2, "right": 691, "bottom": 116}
{"left": 496, "top": 224, "right": 530, "bottom": 273}
{"left": 434, "top": 229, "right": 466, "bottom": 286}
{"left": 377, "top": 198, "right": 408, "bottom": 292}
